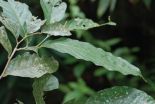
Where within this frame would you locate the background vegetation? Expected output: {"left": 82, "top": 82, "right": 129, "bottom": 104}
{"left": 0, "top": 0, "right": 155, "bottom": 103}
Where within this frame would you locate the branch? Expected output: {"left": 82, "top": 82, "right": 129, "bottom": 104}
{"left": 0, "top": 36, "right": 29, "bottom": 79}
{"left": 0, "top": 32, "right": 44, "bottom": 79}
{"left": 0, "top": 44, "right": 18, "bottom": 79}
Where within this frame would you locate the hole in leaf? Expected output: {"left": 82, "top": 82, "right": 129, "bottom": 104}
{"left": 54, "top": 4, "right": 59, "bottom": 7}
{"left": 47, "top": 1, "right": 50, "bottom": 4}
{"left": 0, "top": 7, "right": 3, "bottom": 12}
{"left": 83, "top": 24, "right": 86, "bottom": 27}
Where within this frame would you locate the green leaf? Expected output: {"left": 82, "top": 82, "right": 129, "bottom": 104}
{"left": 65, "top": 18, "right": 99, "bottom": 30}
{"left": 110, "top": 0, "right": 117, "bottom": 12}
{"left": 86, "top": 86, "right": 155, "bottom": 104}
{"left": 0, "top": 26, "right": 12, "bottom": 55}
{"left": 0, "top": 0, "right": 30, "bottom": 37}
{"left": 42, "top": 23, "right": 72, "bottom": 36}
{"left": 27, "top": 16, "right": 46, "bottom": 34}
{"left": 63, "top": 79, "right": 95, "bottom": 103}
{"left": 103, "top": 21, "right": 116, "bottom": 26}
{"left": 43, "top": 75, "right": 59, "bottom": 91}
{"left": 64, "top": 97, "right": 87, "bottom": 104}
{"left": 63, "top": 90, "right": 84, "bottom": 104}
{"left": 0, "top": 16, "right": 19, "bottom": 38}
{"left": 16, "top": 100, "right": 24, "bottom": 104}
{"left": 0, "top": 0, "right": 44, "bottom": 38}
{"left": 143, "top": 0, "right": 152, "bottom": 9}
{"left": 4, "top": 52, "right": 59, "bottom": 78}
{"left": 41, "top": 38, "right": 142, "bottom": 77}
{"left": 40, "top": 0, "right": 67, "bottom": 24}
{"left": 97, "top": 0, "right": 110, "bottom": 17}
{"left": 18, "top": 46, "right": 38, "bottom": 53}
{"left": 33, "top": 74, "right": 59, "bottom": 104}
{"left": 65, "top": 86, "right": 155, "bottom": 104}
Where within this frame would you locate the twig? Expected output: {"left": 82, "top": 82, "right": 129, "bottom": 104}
{"left": 0, "top": 44, "right": 18, "bottom": 79}
{"left": 0, "top": 33, "right": 43, "bottom": 79}
{"left": 0, "top": 36, "right": 28, "bottom": 79}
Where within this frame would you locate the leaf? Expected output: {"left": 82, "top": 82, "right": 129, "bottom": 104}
{"left": 64, "top": 97, "right": 87, "bottom": 104}
{"left": 86, "top": 86, "right": 155, "bottom": 104}
{"left": 16, "top": 100, "right": 24, "bottom": 104}
{"left": 143, "top": 0, "right": 152, "bottom": 9}
{"left": 0, "top": 0, "right": 44, "bottom": 38}
{"left": 110, "top": 0, "right": 117, "bottom": 12}
{"left": 42, "top": 23, "right": 72, "bottom": 36}
{"left": 103, "top": 21, "right": 116, "bottom": 26}
{"left": 4, "top": 52, "right": 59, "bottom": 78}
{"left": 65, "top": 18, "right": 99, "bottom": 30}
{"left": 43, "top": 75, "right": 59, "bottom": 91}
{"left": 0, "top": 17, "right": 20, "bottom": 39}
{"left": 0, "top": 26, "right": 12, "bottom": 55}
{"left": 33, "top": 74, "right": 59, "bottom": 104}
{"left": 0, "top": 0, "right": 30, "bottom": 37}
{"left": 41, "top": 38, "right": 142, "bottom": 77}
{"left": 97, "top": 0, "right": 110, "bottom": 17}
{"left": 65, "top": 86, "right": 155, "bottom": 104}
{"left": 40, "top": 0, "right": 67, "bottom": 24}
{"left": 27, "top": 16, "right": 46, "bottom": 33}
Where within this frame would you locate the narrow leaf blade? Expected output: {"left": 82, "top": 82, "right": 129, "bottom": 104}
{"left": 42, "top": 38, "right": 142, "bottom": 77}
